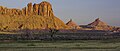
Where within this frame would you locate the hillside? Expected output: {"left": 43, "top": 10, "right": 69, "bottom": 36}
{"left": 0, "top": 1, "right": 119, "bottom": 32}
{"left": 88, "top": 18, "right": 113, "bottom": 30}
{"left": 66, "top": 19, "right": 81, "bottom": 29}
{"left": 0, "top": 15, "right": 68, "bottom": 31}
{"left": 0, "top": 1, "right": 68, "bottom": 31}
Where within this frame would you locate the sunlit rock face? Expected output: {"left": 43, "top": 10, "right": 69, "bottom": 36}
{"left": 0, "top": 1, "right": 54, "bottom": 17}
{"left": 66, "top": 19, "right": 81, "bottom": 29}
{"left": 33, "top": 4, "right": 39, "bottom": 15}
{"left": 27, "top": 3, "right": 33, "bottom": 15}
{"left": 39, "top": 1, "right": 54, "bottom": 17}
{"left": 88, "top": 18, "right": 113, "bottom": 30}
{"left": 88, "top": 18, "right": 108, "bottom": 26}
{"left": 0, "top": 1, "right": 68, "bottom": 31}
{"left": 0, "top": 6, "right": 22, "bottom": 15}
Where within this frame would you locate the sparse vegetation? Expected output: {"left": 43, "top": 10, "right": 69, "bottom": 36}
{"left": 0, "top": 40, "right": 120, "bottom": 51}
{"left": 27, "top": 43, "right": 36, "bottom": 46}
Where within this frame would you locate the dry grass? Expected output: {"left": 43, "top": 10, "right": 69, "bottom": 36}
{"left": 0, "top": 40, "right": 120, "bottom": 51}
{"left": 0, "top": 31, "right": 18, "bottom": 34}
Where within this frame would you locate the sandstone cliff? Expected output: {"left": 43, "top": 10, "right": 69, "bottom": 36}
{"left": 0, "top": 1, "right": 54, "bottom": 17}
{"left": 0, "top": 15, "right": 67, "bottom": 31}
{"left": 0, "top": 1, "right": 68, "bottom": 31}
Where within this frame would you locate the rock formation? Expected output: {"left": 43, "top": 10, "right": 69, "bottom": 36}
{"left": 66, "top": 19, "right": 81, "bottom": 29}
{"left": 112, "top": 27, "right": 120, "bottom": 32}
{"left": 0, "top": 1, "right": 119, "bottom": 31}
{"left": 0, "top": 1, "right": 54, "bottom": 17}
{"left": 88, "top": 18, "right": 108, "bottom": 26}
{"left": 0, "top": 6, "right": 22, "bottom": 15}
{"left": 118, "top": 28, "right": 120, "bottom": 32}
{"left": 88, "top": 18, "right": 113, "bottom": 30}
{"left": 27, "top": 2, "right": 33, "bottom": 15}
{"left": 33, "top": 4, "right": 39, "bottom": 15}
{"left": 0, "top": 1, "right": 68, "bottom": 31}
{"left": 38, "top": 1, "right": 54, "bottom": 16}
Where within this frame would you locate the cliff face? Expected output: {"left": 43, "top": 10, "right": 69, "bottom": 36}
{"left": 0, "top": 1, "right": 54, "bottom": 17}
{"left": 0, "top": 1, "right": 68, "bottom": 31}
{"left": 0, "top": 6, "right": 22, "bottom": 15}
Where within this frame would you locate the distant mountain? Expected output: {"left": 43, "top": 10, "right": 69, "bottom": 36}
{"left": 88, "top": 18, "right": 113, "bottom": 30}
{"left": 88, "top": 18, "right": 108, "bottom": 26}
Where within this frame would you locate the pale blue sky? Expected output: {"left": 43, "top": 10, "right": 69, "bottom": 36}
{"left": 0, "top": 0, "right": 120, "bottom": 26}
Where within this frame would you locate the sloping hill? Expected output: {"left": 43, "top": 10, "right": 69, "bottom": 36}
{"left": 88, "top": 18, "right": 113, "bottom": 30}
{"left": 0, "top": 15, "right": 68, "bottom": 31}
{"left": 0, "top": 1, "right": 68, "bottom": 31}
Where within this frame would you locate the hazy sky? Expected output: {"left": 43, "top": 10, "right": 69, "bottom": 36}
{"left": 0, "top": 0, "right": 120, "bottom": 26}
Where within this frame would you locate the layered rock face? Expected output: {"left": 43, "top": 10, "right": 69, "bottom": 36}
{"left": 38, "top": 1, "right": 54, "bottom": 16}
{"left": 88, "top": 18, "right": 113, "bottom": 30}
{"left": 0, "top": 1, "right": 68, "bottom": 31}
{"left": 66, "top": 19, "right": 81, "bottom": 29}
{"left": 0, "top": 6, "right": 22, "bottom": 15}
{"left": 0, "top": 1, "right": 54, "bottom": 17}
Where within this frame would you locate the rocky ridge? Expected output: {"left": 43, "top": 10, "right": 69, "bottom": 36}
{"left": 0, "top": 1, "right": 119, "bottom": 31}
{"left": 0, "top": 1, "right": 54, "bottom": 17}
{"left": 0, "top": 1, "right": 68, "bottom": 31}
{"left": 66, "top": 19, "right": 81, "bottom": 29}
{"left": 88, "top": 18, "right": 113, "bottom": 30}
